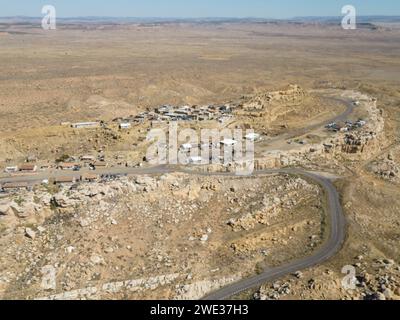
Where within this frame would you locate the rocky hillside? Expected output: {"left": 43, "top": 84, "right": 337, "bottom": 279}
{"left": 0, "top": 173, "right": 324, "bottom": 300}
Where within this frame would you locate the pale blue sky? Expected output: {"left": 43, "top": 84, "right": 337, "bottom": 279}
{"left": 0, "top": 0, "right": 399, "bottom": 18}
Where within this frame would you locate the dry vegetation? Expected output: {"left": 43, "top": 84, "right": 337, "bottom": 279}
{"left": 0, "top": 20, "right": 400, "bottom": 300}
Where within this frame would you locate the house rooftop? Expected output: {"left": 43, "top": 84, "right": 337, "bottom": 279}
{"left": 55, "top": 176, "right": 77, "bottom": 184}
{"left": 2, "top": 182, "right": 29, "bottom": 189}
{"left": 19, "top": 164, "right": 37, "bottom": 171}
{"left": 220, "top": 139, "right": 238, "bottom": 146}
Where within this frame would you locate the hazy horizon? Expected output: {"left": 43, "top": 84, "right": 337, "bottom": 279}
{"left": 0, "top": 0, "right": 399, "bottom": 19}
{"left": 1, "top": 14, "right": 400, "bottom": 21}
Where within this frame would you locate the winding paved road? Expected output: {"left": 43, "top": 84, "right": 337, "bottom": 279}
{"left": 0, "top": 166, "right": 347, "bottom": 300}
{"left": 201, "top": 169, "right": 346, "bottom": 300}
{"left": 0, "top": 92, "right": 352, "bottom": 300}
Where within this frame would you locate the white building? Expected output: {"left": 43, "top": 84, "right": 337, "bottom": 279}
{"left": 181, "top": 143, "right": 193, "bottom": 150}
{"left": 119, "top": 123, "right": 131, "bottom": 129}
{"left": 4, "top": 166, "right": 18, "bottom": 173}
{"left": 71, "top": 122, "right": 100, "bottom": 129}
{"left": 189, "top": 156, "right": 203, "bottom": 164}
{"left": 220, "top": 139, "right": 237, "bottom": 146}
{"left": 245, "top": 133, "right": 261, "bottom": 141}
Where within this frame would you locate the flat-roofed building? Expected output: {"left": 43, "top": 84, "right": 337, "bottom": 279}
{"left": 189, "top": 156, "right": 203, "bottom": 164}
{"left": 81, "top": 173, "right": 99, "bottom": 182}
{"left": 2, "top": 182, "right": 29, "bottom": 190}
{"left": 19, "top": 164, "right": 37, "bottom": 172}
{"left": 54, "top": 176, "right": 77, "bottom": 185}
{"left": 90, "top": 161, "right": 108, "bottom": 169}
{"left": 119, "top": 123, "right": 131, "bottom": 129}
{"left": 245, "top": 133, "right": 261, "bottom": 141}
{"left": 80, "top": 155, "right": 96, "bottom": 162}
{"left": 40, "top": 163, "right": 52, "bottom": 170}
{"left": 181, "top": 143, "right": 193, "bottom": 151}
{"left": 58, "top": 162, "right": 80, "bottom": 170}
{"left": 71, "top": 122, "right": 100, "bottom": 129}
{"left": 220, "top": 139, "right": 238, "bottom": 146}
{"left": 4, "top": 166, "right": 18, "bottom": 173}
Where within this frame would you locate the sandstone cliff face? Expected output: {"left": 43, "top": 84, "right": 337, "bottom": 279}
{"left": 237, "top": 84, "right": 313, "bottom": 125}
{"left": 369, "top": 146, "right": 400, "bottom": 183}
{"left": 252, "top": 90, "right": 385, "bottom": 171}
{"left": 0, "top": 172, "right": 322, "bottom": 300}
{"left": 243, "top": 84, "right": 307, "bottom": 111}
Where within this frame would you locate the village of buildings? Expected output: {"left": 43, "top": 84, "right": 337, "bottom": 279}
{"left": 0, "top": 95, "right": 371, "bottom": 194}
{"left": 0, "top": 102, "right": 263, "bottom": 192}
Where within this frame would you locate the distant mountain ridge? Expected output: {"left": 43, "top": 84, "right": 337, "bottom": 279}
{"left": 1, "top": 15, "right": 400, "bottom": 25}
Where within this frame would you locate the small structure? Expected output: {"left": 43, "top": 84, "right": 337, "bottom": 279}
{"left": 119, "top": 123, "right": 131, "bottom": 130}
{"left": 245, "top": 133, "right": 261, "bottom": 141}
{"left": 4, "top": 166, "right": 18, "bottom": 173}
{"left": 81, "top": 173, "right": 99, "bottom": 182}
{"left": 156, "top": 106, "right": 171, "bottom": 114}
{"left": 220, "top": 139, "right": 237, "bottom": 146}
{"left": 58, "top": 163, "right": 80, "bottom": 170}
{"left": 90, "top": 162, "right": 108, "bottom": 169}
{"left": 2, "top": 182, "right": 29, "bottom": 190}
{"left": 80, "top": 155, "right": 96, "bottom": 162}
{"left": 181, "top": 143, "right": 193, "bottom": 151}
{"left": 54, "top": 176, "right": 77, "bottom": 185}
{"left": 71, "top": 122, "right": 100, "bottom": 129}
{"left": 325, "top": 122, "right": 341, "bottom": 132}
{"left": 355, "top": 120, "right": 366, "bottom": 127}
{"left": 26, "top": 155, "right": 37, "bottom": 163}
{"left": 40, "top": 163, "right": 52, "bottom": 170}
{"left": 189, "top": 156, "right": 203, "bottom": 164}
{"left": 134, "top": 115, "right": 146, "bottom": 123}
{"left": 19, "top": 164, "right": 37, "bottom": 173}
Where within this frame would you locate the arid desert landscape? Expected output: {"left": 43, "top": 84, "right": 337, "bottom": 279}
{"left": 0, "top": 18, "right": 399, "bottom": 300}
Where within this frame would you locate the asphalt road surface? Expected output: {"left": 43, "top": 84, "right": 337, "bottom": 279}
{"left": 201, "top": 169, "right": 346, "bottom": 300}
{"left": 0, "top": 165, "right": 346, "bottom": 300}
{"left": 0, "top": 93, "right": 351, "bottom": 300}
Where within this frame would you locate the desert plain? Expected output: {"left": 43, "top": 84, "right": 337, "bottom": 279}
{"left": 0, "top": 19, "right": 399, "bottom": 300}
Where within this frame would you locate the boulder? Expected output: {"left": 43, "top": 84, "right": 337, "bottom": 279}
{"left": 135, "top": 176, "right": 157, "bottom": 190}
{"left": 0, "top": 204, "right": 11, "bottom": 216}
{"left": 366, "top": 292, "right": 386, "bottom": 300}
{"left": 90, "top": 254, "right": 105, "bottom": 265}
{"left": 135, "top": 176, "right": 157, "bottom": 192}
{"left": 25, "top": 227, "right": 36, "bottom": 239}
{"left": 383, "top": 289, "right": 393, "bottom": 299}
{"left": 9, "top": 202, "right": 23, "bottom": 214}
{"left": 79, "top": 218, "right": 91, "bottom": 227}
{"left": 53, "top": 194, "right": 75, "bottom": 208}
{"left": 37, "top": 226, "right": 46, "bottom": 234}
{"left": 41, "top": 194, "right": 53, "bottom": 206}
{"left": 15, "top": 203, "right": 36, "bottom": 218}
